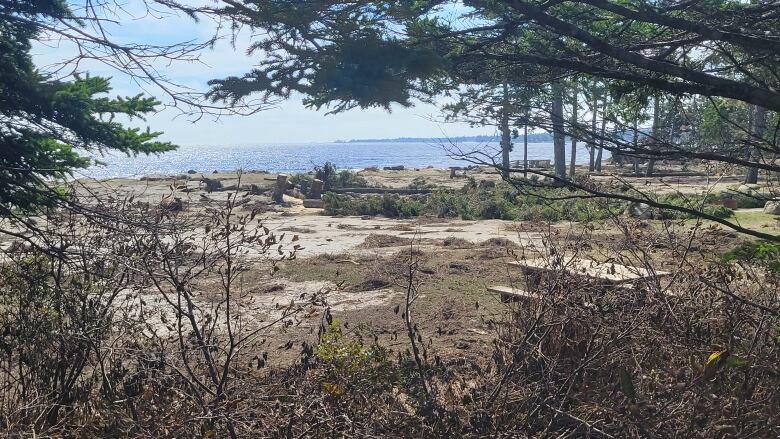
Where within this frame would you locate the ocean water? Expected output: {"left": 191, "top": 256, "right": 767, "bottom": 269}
{"left": 82, "top": 141, "right": 607, "bottom": 179}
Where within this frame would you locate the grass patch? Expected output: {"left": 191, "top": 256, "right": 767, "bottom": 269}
{"left": 680, "top": 210, "right": 779, "bottom": 235}
{"left": 722, "top": 240, "right": 780, "bottom": 272}
{"left": 357, "top": 234, "right": 412, "bottom": 249}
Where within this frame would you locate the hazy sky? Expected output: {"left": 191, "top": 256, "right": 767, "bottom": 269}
{"left": 31, "top": 3, "right": 488, "bottom": 146}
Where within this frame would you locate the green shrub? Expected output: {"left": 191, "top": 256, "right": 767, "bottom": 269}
{"left": 713, "top": 191, "right": 766, "bottom": 209}
{"left": 722, "top": 240, "right": 780, "bottom": 273}
{"left": 657, "top": 193, "right": 734, "bottom": 219}
{"left": 314, "top": 162, "right": 369, "bottom": 191}
{"left": 323, "top": 193, "right": 422, "bottom": 218}
{"left": 324, "top": 180, "right": 738, "bottom": 223}
{"left": 322, "top": 192, "right": 354, "bottom": 215}
{"left": 427, "top": 189, "right": 473, "bottom": 218}
{"left": 408, "top": 176, "right": 436, "bottom": 190}
{"left": 291, "top": 163, "right": 371, "bottom": 196}
{"left": 394, "top": 197, "right": 423, "bottom": 218}
{"left": 289, "top": 173, "right": 314, "bottom": 194}
{"left": 316, "top": 321, "right": 395, "bottom": 397}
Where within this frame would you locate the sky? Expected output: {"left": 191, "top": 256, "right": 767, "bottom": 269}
{"left": 31, "top": 2, "right": 488, "bottom": 146}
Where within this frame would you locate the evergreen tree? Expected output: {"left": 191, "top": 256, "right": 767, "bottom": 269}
{"left": 0, "top": 1, "right": 175, "bottom": 211}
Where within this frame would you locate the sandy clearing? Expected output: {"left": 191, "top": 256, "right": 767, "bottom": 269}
{"left": 259, "top": 212, "right": 545, "bottom": 257}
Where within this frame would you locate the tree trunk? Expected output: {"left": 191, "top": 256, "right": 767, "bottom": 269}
{"left": 589, "top": 88, "right": 597, "bottom": 172}
{"left": 523, "top": 122, "right": 529, "bottom": 178}
{"left": 595, "top": 97, "right": 607, "bottom": 172}
{"left": 632, "top": 118, "right": 640, "bottom": 177}
{"left": 745, "top": 105, "right": 765, "bottom": 184}
{"left": 569, "top": 82, "right": 578, "bottom": 178}
{"left": 552, "top": 82, "right": 567, "bottom": 180}
{"left": 646, "top": 95, "right": 660, "bottom": 176}
{"left": 500, "top": 83, "right": 512, "bottom": 179}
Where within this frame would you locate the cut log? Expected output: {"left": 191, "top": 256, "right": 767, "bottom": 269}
{"left": 507, "top": 258, "right": 670, "bottom": 284}
{"left": 487, "top": 286, "right": 540, "bottom": 303}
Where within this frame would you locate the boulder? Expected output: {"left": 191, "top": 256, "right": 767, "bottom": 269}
{"left": 160, "top": 197, "right": 184, "bottom": 213}
{"left": 711, "top": 198, "right": 737, "bottom": 209}
{"left": 763, "top": 200, "right": 780, "bottom": 215}
{"left": 285, "top": 188, "right": 305, "bottom": 199}
{"left": 303, "top": 199, "right": 324, "bottom": 208}
{"left": 383, "top": 165, "right": 405, "bottom": 171}
{"left": 627, "top": 202, "right": 652, "bottom": 219}
{"left": 247, "top": 184, "right": 264, "bottom": 195}
{"left": 202, "top": 178, "right": 223, "bottom": 193}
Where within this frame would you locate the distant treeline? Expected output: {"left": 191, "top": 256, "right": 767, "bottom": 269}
{"left": 335, "top": 133, "right": 555, "bottom": 144}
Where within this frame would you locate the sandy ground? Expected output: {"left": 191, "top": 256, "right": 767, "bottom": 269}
{"left": 264, "top": 214, "right": 544, "bottom": 256}
{"left": 3, "top": 166, "right": 774, "bottom": 366}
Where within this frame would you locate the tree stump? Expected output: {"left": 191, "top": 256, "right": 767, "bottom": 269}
{"left": 273, "top": 174, "right": 288, "bottom": 203}
{"left": 309, "top": 179, "right": 324, "bottom": 199}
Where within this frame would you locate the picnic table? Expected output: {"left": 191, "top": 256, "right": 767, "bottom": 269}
{"left": 488, "top": 256, "right": 670, "bottom": 302}
{"left": 510, "top": 159, "right": 551, "bottom": 169}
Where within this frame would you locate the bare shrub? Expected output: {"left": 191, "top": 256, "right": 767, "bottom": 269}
{"left": 1, "top": 185, "right": 777, "bottom": 437}
{"left": 0, "top": 177, "right": 326, "bottom": 437}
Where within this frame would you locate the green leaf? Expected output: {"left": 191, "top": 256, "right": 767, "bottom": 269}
{"left": 725, "top": 355, "right": 749, "bottom": 368}
{"left": 619, "top": 368, "right": 636, "bottom": 399}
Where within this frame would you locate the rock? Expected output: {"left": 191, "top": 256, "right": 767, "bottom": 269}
{"left": 160, "top": 197, "right": 184, "bottom": 213}
{"left": 763, "top": 200, "right": 780, "bottom": 215}
{"left": 627, "top": 202, "right": 652, "bottom": 219}
{"left": 711, "top": 198, "right": 737, "bottom": 209}
{"left": 285, "top": 188, "right": 305, "bottom": 199}
{"left": 6, "top": 240, "right": 31, "bottom": 253}
{"left": 303, "top": 199, "right": 324, "bottom": 208}
{"left": 383, "top": 165, "right": 405, "bottom": 171}
{"left": 202, "top": 178, "right": 223, "bottom": 193}
{"left": 247, "top": 184, "right": 263, "bottom": 195}
{"left": 187, "top": 169, "right": 197, "bottom": 174}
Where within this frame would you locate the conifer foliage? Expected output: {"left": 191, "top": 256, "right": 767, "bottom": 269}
{"left": 0, "top": 0, "right": 174, "bottom": 210}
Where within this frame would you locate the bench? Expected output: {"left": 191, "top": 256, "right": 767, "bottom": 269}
{"left": 510, "top": 159, "right": 551, "bottom": 169}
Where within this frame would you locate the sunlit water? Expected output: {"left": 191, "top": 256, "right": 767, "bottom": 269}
{"left": 82, "top": 141, "right": 607, "bottom": 179}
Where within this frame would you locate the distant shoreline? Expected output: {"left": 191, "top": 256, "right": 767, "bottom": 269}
{"left": 334, "top": 134, "right": 555, "bottom": 144}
